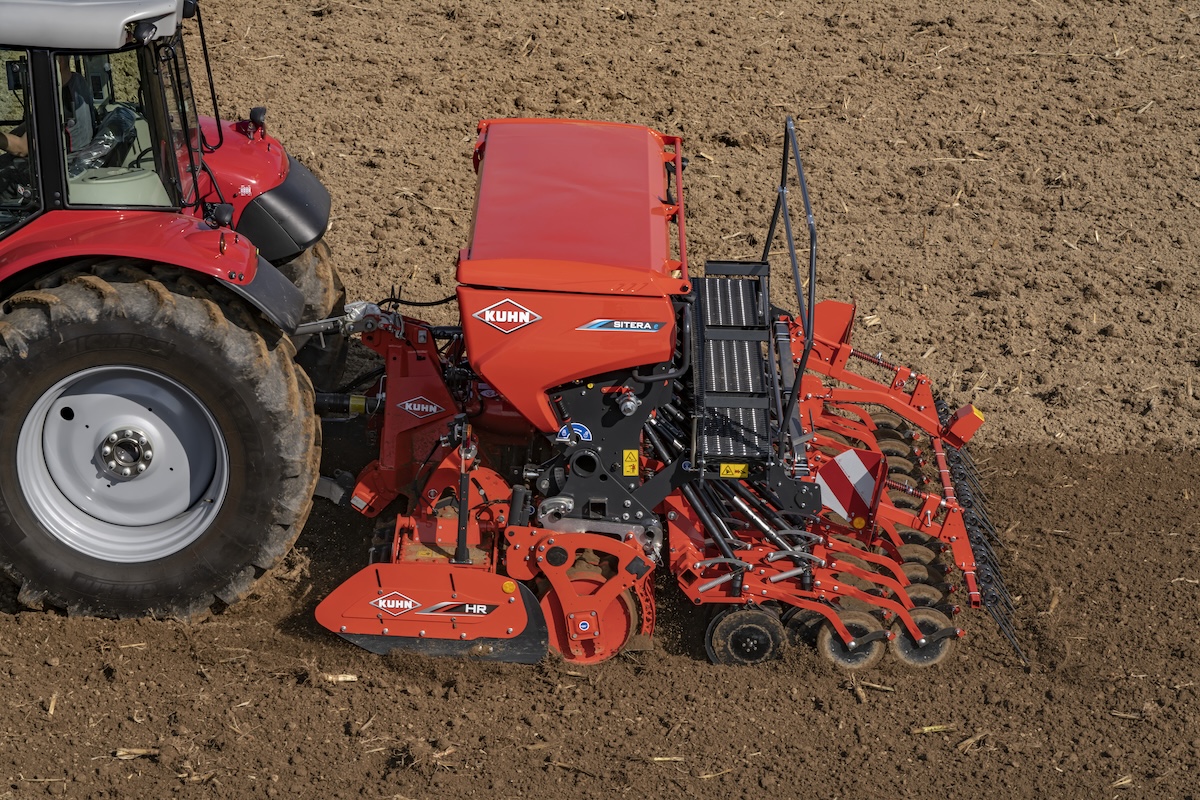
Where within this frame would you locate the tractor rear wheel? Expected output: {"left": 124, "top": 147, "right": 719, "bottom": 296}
{"left": 278, "top": 241, "right": 347, "bottom": 391}
{"left": 0, "top": 265, "right": 319, "bottom": 619}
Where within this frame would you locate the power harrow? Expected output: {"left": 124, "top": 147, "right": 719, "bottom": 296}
{"left": 309, "top": 118, "right": 1020, "bottom": 669}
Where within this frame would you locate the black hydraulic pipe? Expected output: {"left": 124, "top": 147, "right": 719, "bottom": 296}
{"left": 633, "top": 303, "right": 692, "bottom": 383}
{"left": 642, "top": 423, "right": 744, "bottom": 595}
{"left": 714, "top": 482, "right": 790, "bottom": 551}
{"left": 679, "top": 483, "right": 744, "bottom": 596}
{"left": 728, "top": 478, "right": 792, "bottom": 532}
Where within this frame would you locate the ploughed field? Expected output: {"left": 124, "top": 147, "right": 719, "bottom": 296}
{"left": 2, "top": 1, "right": 1198, "bottom": 797}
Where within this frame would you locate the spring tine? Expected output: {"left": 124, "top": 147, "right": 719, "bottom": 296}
{"left": 969, "top": 517, "right": 999, "bottom": 549}
{"left": 984, "top": 602, "right": 1028, "bottom": 665}
{"left": 935, "top": 399, "right": 1024, "bottom": 662}
{"left": 978, "top": 567, "right": 1014, "bottom": 612}
{"left": 961, "top": 464, "right": 987, "bottom": 503}
{"left": 945, "top": 442, "right": 988, "bottom": 504}
{"left": 967, "top": 528, "right": 999, "bottom": 562}
{"left": 965, "top": 510, "right": 1000, "bottom": 545}
{"left": 957, "top": 485, "right": 975, "bottom": 509}
{"left": 958, "top": 465, "right": 986, "bottom": 503}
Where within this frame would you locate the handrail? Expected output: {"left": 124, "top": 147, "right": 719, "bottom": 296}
{"left": 760, "top": 118, "right": 817, "bottom": 459}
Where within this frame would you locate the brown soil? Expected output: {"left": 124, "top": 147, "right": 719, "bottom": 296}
{"left": 3, "top": 0, "right": 1200, "bottom": 797}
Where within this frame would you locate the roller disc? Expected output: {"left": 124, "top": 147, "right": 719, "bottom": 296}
{"left": 814, "top": 429, "right": 853, "bottom": 456}
{"left": 816, "top": 429, "right": 852, "bottom": 445}
{"left": 901, "top": 582, "right": 945, "bottom": 607}
{"left": 900, "top": 561, "right": 932, "bottom": 584}
{"left": 540, "top": 568, "right": 639, "bottom": 665}
{"left": 783, "top": 607, "right": 826, "bottom": 646}
{"left": 896, "top": 525, "right": 936, "bottom": 547}
{"left": 878, "top": 439, "right": 914, "bottom": 458}
{"left": 889, "top": 607, "right": 957, "bottom": 667}
{"left": 705, "top": 607, "right": 786, "bottom": 666}
{"left": 898, "top": 543, "right": 939, "bottom": 565}
{"left": 873, "top": 427, "right": 908, "bottom": 443}
{"left": 870, "top": 411, "right": 910, "bottom": 434}
{"left": 887, "top": 489, "right": 923, "bottom": 510}
{"left": 815, "top": 610, "right": 885, "bottom": 670}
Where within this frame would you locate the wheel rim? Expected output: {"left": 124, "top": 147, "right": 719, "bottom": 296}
{"left": 539, "top": 569, "right": 639, "bottom": 664}
{"left": 17, "top": 365, "right": 230, "bottom": 563}
{"left": 706, "top": 607, "right": 786, "bottom": 665}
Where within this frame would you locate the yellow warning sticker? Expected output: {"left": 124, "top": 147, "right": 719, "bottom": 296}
{"left": 719, "top": 463, "right": 749, "bottom": 478}
{"left": 623, "top": 449, "right": 639, "bottom": 476}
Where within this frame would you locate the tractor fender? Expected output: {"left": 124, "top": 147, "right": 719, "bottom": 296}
{"left": 199, "top": 117, "right": 331, "bottom": 265}
{"left": 0, "top": 209, "right": 303, "bottom": 333}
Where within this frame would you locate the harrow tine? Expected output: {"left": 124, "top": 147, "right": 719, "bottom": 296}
{"left": 983, "top": 599, "right": 1028, "bottom": 665}
{"left": 970, "top": 541, "right": 997, "bottom": 570}
{"left": 961, "top": 464, "right": 988, "bottom": 504}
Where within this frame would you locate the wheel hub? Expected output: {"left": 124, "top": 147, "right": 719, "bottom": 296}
{"left": 99, "top": 428, "right": 154, "bottom": 479}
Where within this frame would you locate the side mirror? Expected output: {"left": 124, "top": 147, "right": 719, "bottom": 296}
{"left": 208, "top": 203, "right": 234, "bottom": 228}
{"left": 132, "top": 21, "right": 158, "bottom": 45}
{"left": 249, "top": 106, "right": 267, "bottom": 138}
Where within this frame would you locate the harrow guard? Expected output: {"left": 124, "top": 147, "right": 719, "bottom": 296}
{"left": 315, "top": 562, "right": 549, "bottom": 663}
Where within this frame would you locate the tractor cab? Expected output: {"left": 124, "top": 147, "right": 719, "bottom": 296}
{"left": 0, "top": 0, "right": 330, "bottom": 272}
{"left": 0, "top": 23, "right": 199, "bottom": 231}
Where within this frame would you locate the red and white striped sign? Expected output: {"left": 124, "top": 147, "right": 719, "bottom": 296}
{"left": 816, "top": 449, "right": 885, "bottom": 530}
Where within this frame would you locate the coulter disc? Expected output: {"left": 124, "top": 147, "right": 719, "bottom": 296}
{"left": 815, "top": 610, "right": 886, "bottom": 670}
{"left": 889, "top": 607, "right": 957, "bottom": 668}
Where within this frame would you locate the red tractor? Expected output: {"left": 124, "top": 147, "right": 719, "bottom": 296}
{"left": 310, "top": 118, "right": 1020, "bottom": 668}
{"left": 0, "top": 1, "right": 339, "bottom": 618}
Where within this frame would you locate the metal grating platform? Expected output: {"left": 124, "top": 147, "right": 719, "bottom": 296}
{"left": 692, "top": 265, "right": 775, "bottom": 463}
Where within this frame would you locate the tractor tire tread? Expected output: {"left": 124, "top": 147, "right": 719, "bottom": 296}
{"left": 0, "top": 260, "right": 319, "bottom": 621}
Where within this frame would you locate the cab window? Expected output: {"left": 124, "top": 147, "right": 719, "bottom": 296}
{"left": 61, "top": 49, "right": 173, "bottom": 208}
{"left": 0, "top": 50, "right": 38, "bottom": 236}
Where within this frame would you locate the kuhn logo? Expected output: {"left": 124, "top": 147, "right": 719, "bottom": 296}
{"left": 398, "top": 396, "right": 444, "bottom": 418}
{"left": 473, "top": 299, "right": 541, "bottom": 334}
{"left": 370, "top": 591, "right": 421, "bottom": 616}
